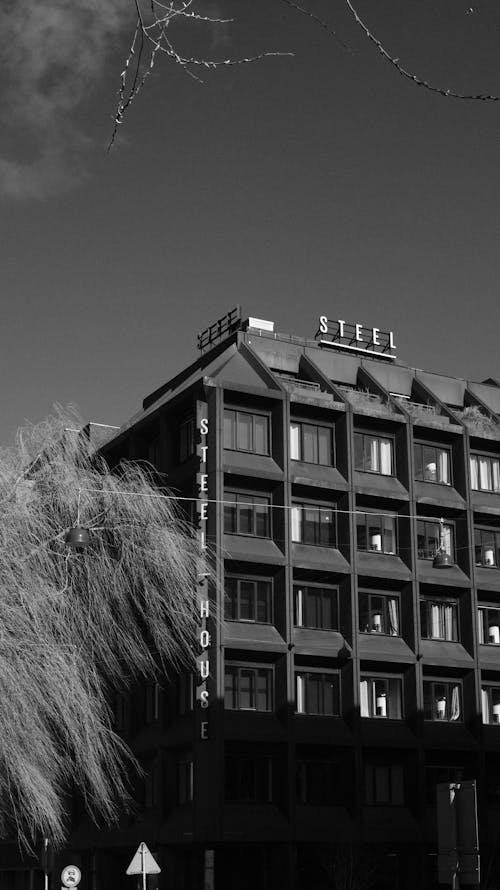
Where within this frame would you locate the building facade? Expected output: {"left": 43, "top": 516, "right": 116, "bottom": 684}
{"left": 10, "top": 309, "right": 500, "bottom": 889}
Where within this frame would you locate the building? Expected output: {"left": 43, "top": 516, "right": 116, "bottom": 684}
{"left": 14, "top": 308, "right": 500, "bottom": 889}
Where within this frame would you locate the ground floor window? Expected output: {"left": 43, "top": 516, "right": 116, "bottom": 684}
{"left": 364, "top": 763, "right": 404, "bottom": 806}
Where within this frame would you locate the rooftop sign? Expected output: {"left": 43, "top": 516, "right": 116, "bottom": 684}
{"left": 316, "top": 316, "right": 397, "bottom": 360}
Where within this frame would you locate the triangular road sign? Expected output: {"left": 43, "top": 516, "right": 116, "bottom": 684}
{"left": 126, "top": 842, "right": 161, "bottom": 875}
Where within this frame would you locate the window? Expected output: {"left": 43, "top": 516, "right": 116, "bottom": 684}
{"left": 147, "top": 435, "right": 161, "bottom": 468}
{"left": 415, "top": 444, "right": 451, "bottom": 485}
{"left": 290, "top": 421, "right": 333, "bottom": 465}
{"left": 294, "top": 585, "right": 338, "bottom": 630}
{"left": 360, "top": 677, "right": 402, "bottom": 719}
{"left": 478, "top": 607, "right": 500, "bottom": 645}
{"left": 225, "top": 756, "right": 273, "bottom": 803}
{"left": 364, "top": 763, "right": 404, "bottom": 806}
{"left": 178, "top": 757, "right": 193, "bottom": 803}
{"left": 359, "top": 592, "right": 399, "bottom": 636}
{"left": 178, "top": 673, "right": 194, "bottom": 715}
{"left": 481, "top": 686, "right": 500, "bottom": 724}
{"left": 144, "top": 761, "right": 160, "bottom": 809}
{"left": 224, "top": 409, "right": 270, "bottom": 455}
{"left": 224, "top": 664, "right": 273, "bottom": 711}
{"left": 485, "top": 758, "right": 500, "bottom": 807}
{"left": 470, "top": 454, "right": 500, "bottom": 492}
{"left": 423, "top": 681, "right": 462, "bottom": 722}
{"left": 178, "top": 417, "right": 194, "bottom": 462}
{"left": 295, "top": 671, "right": 340, "bottom": 716}
{"left": 291, "top": 504, "right": 335, "bottom": 546}
{"left": 354, "top": 433, "right": 393, "bottom": 475}
{"left": 356, "top": 512, "right": 397, "bottom": 555}
{"left": 296, "top": 760, "right": 339, "bottom": 805}
{"left": 224, "top": 493, "right": 270, "bottom": 537}
{"left": 225, "top": 577, "right": 273, "bottom": 623}
{"left": 417, "top": 520, "right": 454, "bottom": 560}
{"left": 113, "top": 692, "right": 127, "bottom": 732}
{"left": 145, "top": 682, "right": 160, "bottom": 722}
{"left": 425, "top": 765, "right": 464, "bottom": 805}
{"left": 474, "top": 528, "right": 500, "bottom": 567}
{"left": 420, "top": 600, "right": 458, "bottom": 641}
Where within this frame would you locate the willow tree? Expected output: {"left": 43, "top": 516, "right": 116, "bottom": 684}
{"left": 0, "top": 409, "right": 204, "bottom": 849}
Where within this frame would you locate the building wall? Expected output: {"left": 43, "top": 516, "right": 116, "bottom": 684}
{"left": 68, "top": 328, "right": 500, "bottom": 890}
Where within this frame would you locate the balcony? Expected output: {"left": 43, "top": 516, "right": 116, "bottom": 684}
{"left": 455, "top": 406, "right": 500, "bottom": 440}
{"left": 394, "top": 397, "right": 460, "bottom": 432}
{"left": 276, "top": 373, "right": 343, "bottom": 408}
{"left": 339, "top": 387, "right": 399, "bottom": 419}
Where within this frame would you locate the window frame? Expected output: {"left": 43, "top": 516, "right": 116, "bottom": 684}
{"left": 420, "top": 597, "right": 459, "bottom": 642}
{"left": 417, "top": 519, "right": 455, "bottom": 560}
{"left": 178, "top": 673, "right": 194, "bottom": 715}
{"left": 178, "top": 416, "right": 195, "bottom": 463}
{"left": 291, "top": 502, "right": 337, "bottom": 547}
{"left": 481, "top": 685, "right": 500, "bottom": 724}
{"left": 364, "top": 762, "right": 405, "bottom": 806}
{"left": 478, "top": 605, "right": 500, "bottom": 645}
{"left": 225, "top": 575, "right": 274, "bottom": 624}
{"left": 354, "top": 431, "right": 395, "bottom": 476}
{"left": 356, "top": 510, "right": 398, "bottom": 556}
{"left": 178, "top": 756, "right": 194, "bottom": 804}
{"left": 470, "top": 452, "right": 500, "bottom": 493}
{"left": 423, "top": 678, "right": 463, "bottom": 723}
{"left": 425, "top": 764, "right": 465, "bottom": 806}
{"left": 289, "top": 419, "right": 335, "bottom": 466}
{"left": 224, "top": 491, "right": 271, "bottom": 538}
{"left": 296, "top": 759, "right": 340, "bottom": 805}
{"left": 224, "top": 662, "right": 274, "bottom": 712}
{"left": 360, "top": 674, "right": 403, "bottom": 720}
{"left": 223, "top": 407, "right": 271, "bottom": 456}
{"left": 414, "top": 442, "right": 452, "bottom": 486}
{"left": 143, "top": 758, "right": 161, "bottom": 810}
{"left": 474, "top": 527, "right": 500, "bottom": 568}
{"left": 295, "top": 669, "right": 341, "bottom": 716}
{"left": 359, "top": 590, "right": 400, "bottom": 636}
{"left": 293, "top": 583, "right": 339, "bottom": 631}
{"left": 225, "top": 754, "right": 274, "bottom": 803}
{"left": 145, "top": 682, "right": 161, "bottom": 723}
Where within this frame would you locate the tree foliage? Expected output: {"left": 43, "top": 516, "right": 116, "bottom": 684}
{"left": 0, "top": 409, "right": 204, "bottom": 848}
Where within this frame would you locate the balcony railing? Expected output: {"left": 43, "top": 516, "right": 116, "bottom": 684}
{"left": 276, "top": 374, "right": 321, "bottom": 392}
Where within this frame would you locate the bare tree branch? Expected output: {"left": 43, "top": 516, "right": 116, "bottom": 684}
{"left": 344, "top": 0, "right": 500, "bottom": 102}
{"left": 109, "top": 0, "right": 293, "bottom": 149}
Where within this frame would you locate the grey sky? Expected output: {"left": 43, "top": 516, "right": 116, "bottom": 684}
{"left": 1, "top": 0, "right": 499, "bottom": 443}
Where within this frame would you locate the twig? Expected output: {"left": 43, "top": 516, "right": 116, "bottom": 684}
{"left": 344, "top": 0, "right": 500, "bottom": 101}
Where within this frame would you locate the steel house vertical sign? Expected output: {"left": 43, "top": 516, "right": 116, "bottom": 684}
{"left": 196, "top": 408, "right": 210, "bottom": 740}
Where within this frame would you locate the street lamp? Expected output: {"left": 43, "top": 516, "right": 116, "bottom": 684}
{"left": 65, "top": 526, "right": 90, "bottom": 551}
{"left": 432, "top": 518, "right": 454, "bottom": 569}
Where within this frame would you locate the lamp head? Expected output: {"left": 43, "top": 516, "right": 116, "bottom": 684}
{"left": 65, "top": 526, "right": 90, "bottom": 551}
{"left": 432, "top": 549, "right": 454, "bottom": 569}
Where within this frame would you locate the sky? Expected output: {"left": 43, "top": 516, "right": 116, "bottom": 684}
{"left": 1, "top": 0, "right": 500, "bottom": 445}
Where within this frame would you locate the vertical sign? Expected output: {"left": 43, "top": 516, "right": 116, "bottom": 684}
{"left": 437, "top": 781, "right": 480, "bottom": 887}
{"left": 196, "top": 413, "right": 210, "bottom": 740}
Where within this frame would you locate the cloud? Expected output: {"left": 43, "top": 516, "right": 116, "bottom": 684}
{"left": 0, "top": 138, "right": 86, "bottom": 200}
{"left": 0, "top": 0, "right": 130, "bottom": 200}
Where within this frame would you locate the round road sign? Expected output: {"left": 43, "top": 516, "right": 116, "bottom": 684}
{"left": 61, "top": 865, "right": 81, "bottom": 887}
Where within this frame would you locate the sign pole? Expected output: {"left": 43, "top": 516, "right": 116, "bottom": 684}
{"left": 141, "top": 843, "right": 146, "bottom": 890}
{"left": 43, "top": 838, "right": 49, "bottom": 890}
